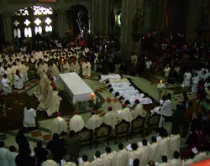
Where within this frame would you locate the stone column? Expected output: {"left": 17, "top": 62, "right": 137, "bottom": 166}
{"left": 57, "top": 9, "right": 66, "bottom": 38}
{"left": 120, "top": 0, "right": 144, "bottom": 56}
{"left": 2, "top": 12, "right": 12, "bottom": 43}
{"left": 156, "top": 0, "right": 168, "bottom": 35}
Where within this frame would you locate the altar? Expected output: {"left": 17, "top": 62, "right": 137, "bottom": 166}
{"left": 59, "top": 72, "right": 95, "bottom": 111}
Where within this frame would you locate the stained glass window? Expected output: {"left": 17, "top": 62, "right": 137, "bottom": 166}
{"left": 13, "top": 6, "right": 54, "bottom": 38}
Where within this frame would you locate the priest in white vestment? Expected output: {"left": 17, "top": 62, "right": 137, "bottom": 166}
{"left": 46, "top": 86, "right": 62, "bottom": 116}
{"left": 63, "top": 162, "right": 77, "bottom": 166}
{"left": 158, "top": 135, "right": 170, "bottom": 160}
{"left": 78, "top": 155, "right": 91, "bottom": 166}
{"left": 41, "top": 160, "right": 59, "bottom": 166}
{"left": 164, "top": 65, "right": 170, "bottom": 77}
{"left": 13, "top": 70, "right": 24, "bottom": 89}
{"left": 181, "top": 71, "right": 192, "bottom": 88}
{"left": 70, "top": 60, "right": 80, "bottom": 74}
{"left": 119, "top": 104, "right": 132, "bottom": 123}
{"left": 20, "top": 61, "right": 28, "bottom": 82}
{"left": 138, "top": 139, "right": 150, "bottom": 166}
{"left": 91, "top": 151, "right": 105, "bottom": 166}
{"left": 63, "top": 60, "right": 70, "bottom": 73}
{"left": 51, "top": 112, "right": 67, "bottom": 135}
{"left": 1, "top": 74, "right": 12, "bottom": 94}
{"left": 128, "top": 143, "right": 140, "bottom": 164}
{"left": 23, "top": 106, "right": 37, "bottom": 129}
{"left": 82, "top": 60, "right": 91, "bottom": 77}
{"left": 102, "top": 147, "right": 117, "bottom": 166}
{"left": 168, "top": 151, "right": 183, "bottom": 166}
{"left": 103, "top": 106, "right": 118, "bottom": 129}
{"left": 86, "top": 110, "right": 102, "bottom": 130}
{"left": 131, "top": 99, "right": 147, "bottom": 119}
{"left": 148, "top": 137, "right": 159, "bottom": 162}
{"left": 69, "top": 111, "right": 85, "bottom": 132}
{"left": 0, "top": 141, "right": 9, "bottom": 166}
{"left": 6, "top": 146, "right": 18, "bottom": 166}
{"left": 116, "top": 143, "right": 128, "bottom": 166}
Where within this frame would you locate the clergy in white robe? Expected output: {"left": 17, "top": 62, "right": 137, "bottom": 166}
{"left": 23, "top": 107, "right": 37, "bottom": 128}
{"left": 63, "top": 162, "right": 77, "bottom": 166}
{"left": 116, "top": 143, "right": 128, "bottom": 166}
{"left": 102, "top": 147, "right": 117, "bottom": 166}
{"left": 131, "top": 99, "right": 147, "bottom": 119}
{"left": 91, "top": 151, "right": 105, "bottom": 166}
{"left": 52, "top": 63, "right": 60, "bottom": 77}
{"left": 41, "top": 160, "right": 60, "bottom": 166}
{"left": 128, "top": 143, "right": 141, "bottom": 164}
{"left": 63, "top": 60, "right": 71, "bottom": 73}
{"left": 181, "top": 72, "right": 192, "bottom": 88}
{"left": 191, "top": 73, "right": 199, "bottom": 93}
{"left": 169, "top": 135, "right": 180, "bottom": 158}
{"left": 86, "top": 111, "right": 102, "bottom": 130}
{"left": 103, "top": 106, "right": 118, "bottom": 129}
{"left": 70, "top": 61, "right": 80, "bottom": 74}
{"left": 51, "top": 112, "right": 67, "bottom": 135}
{"left": 168, "top": 151, "right": 183, "bottom": 166}
{"left": 0, "top": 141, "right": 9, "bottom": 166}
{"left": 82, "top": 60, "right": 91, "bottom": 77}
{"left": 148, "top": 137, "right": 159, "bottom": 162}
{"left": 1, "top": 74, "right": 12, "bottom": 94}
{"left": 69, "top": 112, "right": 85, "bottom": 132}
{"left": 137, "top": 139, "right": 150, "bottom": 166}
{"left": 38, "top": 82, "right": 52, "bottom": 110}
{"left": 46, "top": 86, "right": 62, "bottom": 116}
{"left": 13, "top": 70, "right": 24, "bottom": 89}
{"left": 20, "top": 61, "right": 28, "bottom": 82}
{"left": 78, "top": 155, "right": 91, "bottom": 166}
{"left": 158, "top": 136, "right": 170, "bottom": 160}
{"left": 159, "top": 96, "right": 172, "bottom": 127}
{"left": 119, "top": 104, "right": 132, "bottom": 123}
{"left": 6, "top": 146, "right": 18, "bottom": 166}
{"left": 164, "top": 65, "right": 170, "bottom": 77}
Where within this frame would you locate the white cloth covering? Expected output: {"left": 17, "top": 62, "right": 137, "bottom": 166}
{"left": 86, "top": 114, "right": 102, "bottom": 130}
{"left": 51, "top": 117, "right": 68, "bottom": 135}
{"left": 23, "top": 107, "right": 37, "bottom": 128}
{"left": 103, "top": 111, "right": 118, "bottom": 128}
{"left": 59, "top": 73, "right": 94, "bottom": 104}
{"left": 69, "top": 114, "right": 85, "bottom": 132}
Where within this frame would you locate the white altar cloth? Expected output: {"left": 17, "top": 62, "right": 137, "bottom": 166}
{"left": 59, "top": 72, "right": 94, "bottom": 104}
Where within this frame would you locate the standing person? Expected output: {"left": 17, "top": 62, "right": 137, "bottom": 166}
{"left": 164, "top": 64, "right": 170, "bottom": 78}
{"left": 51, "top": 112, "right": 67, "bottom": 135}
{"left": 82, "top": 59, "right": 91, "bottom": 78}
{"left": 116, "top": 143, "right": 128, "bottom": 166}
{"left": 15, "top": 129, "right": 30, "bottom": 154}
{"left": 130, "top": 52, "right": 138, "bottom": 75}
{"left": 23, "top": 106, "right": 37, "bottom": 132}
{"left": 13, "top": 69, "right": 24, "bottom": 89}
{"left": 131, "top": 99, "right": 147, "bottom": 119}
{"left": 65, "top": 131, "right": 80, "bottom": 163}
{"left": 1, "top": 74, "right": 12, "bottom": 95}
{"left": 181, "top": 71, "right": 192, "bottom": 88}
{"left": 119, "top": 104, "right": 132, "bottom": 123}
{"left": 69, "top": 111, "right": 84, "bottom": 132}
{"left": 86, "top": 110, "right": 102, "bottom": 130}
{"left": 103, "top": 106, "right": 118, "bottom": 129}
{"left": 191, "top": 73, "right": 199, "bottom": 93}
{"left": 34, "top": 141, "right": 48, "bottom": 166}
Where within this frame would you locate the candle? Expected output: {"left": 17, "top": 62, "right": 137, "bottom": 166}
{"left": 61, "top": 58, "right": 64, "bottom": 65}
{"left": 90, "top": 93, "right": 95, "bottom": 101}
{"left": 160, "top": 80, "right": 162, "bottom": 84}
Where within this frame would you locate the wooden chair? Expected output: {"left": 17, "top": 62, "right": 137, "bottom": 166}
{"left": 130, "top": 116, "right": 145, "bottom": 138}
{"left": 146, "top": 114, "right": 160, "bottom": 134}
{"left": 94, "top": 123, "right": 112, "bottom": 148}
{"left": 115, "top": 120, "right": 130, "bottom": 144}
{"left": 77, "top": 127, "right": 94, "bottom": 149}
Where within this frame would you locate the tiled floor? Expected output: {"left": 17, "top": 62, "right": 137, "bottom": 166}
{"left": 2, "top": 74, "right": 190, "bottom": 160}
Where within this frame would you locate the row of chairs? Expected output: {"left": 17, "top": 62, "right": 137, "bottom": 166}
{"left": 76, "top": 114, "right": 161, "bottom": 148}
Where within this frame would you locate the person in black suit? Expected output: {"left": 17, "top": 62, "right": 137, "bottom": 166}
{"left": 34, "top": 141, "right": 48, "bottom": 166}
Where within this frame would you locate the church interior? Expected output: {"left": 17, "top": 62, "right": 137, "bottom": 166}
{"left": 0, "top": 0, "right": 210, "bottom": 166}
